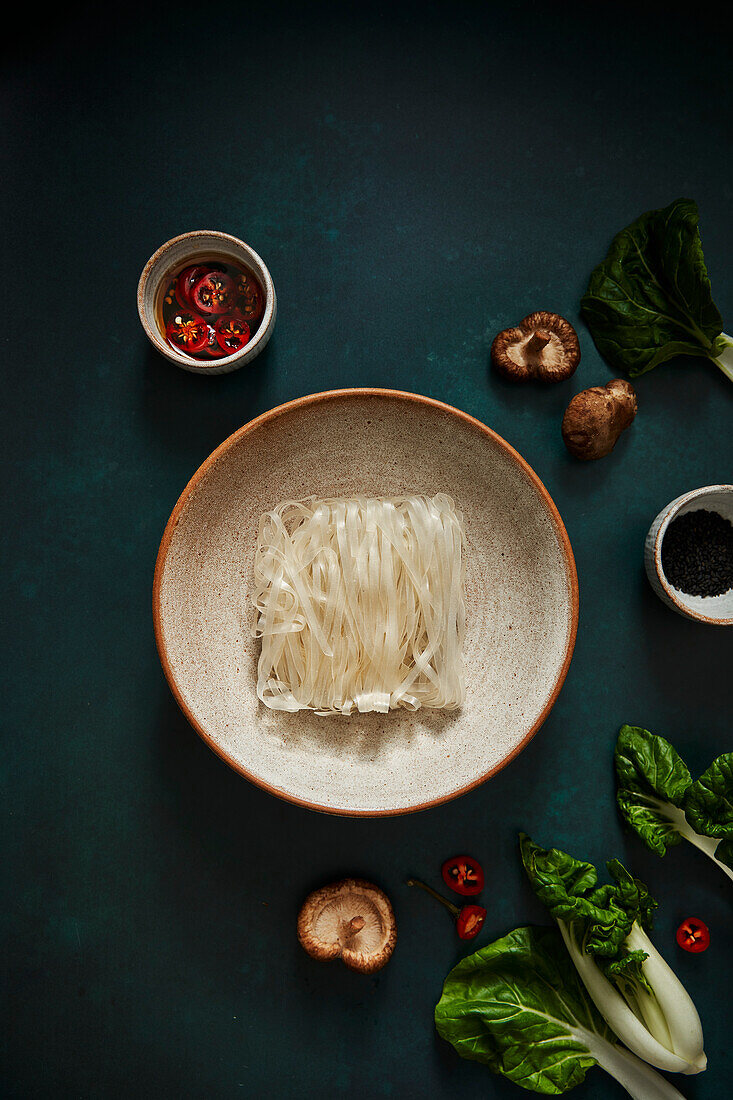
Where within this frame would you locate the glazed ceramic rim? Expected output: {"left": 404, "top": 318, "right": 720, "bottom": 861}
{"left": 153, "top": 388, "right": 580, "bottom": 816}
{"left": 136, "top": 230, "right": 276, "bottom": 373}
{"left": 652, "top": 484, "right": 733, "bottom": 626}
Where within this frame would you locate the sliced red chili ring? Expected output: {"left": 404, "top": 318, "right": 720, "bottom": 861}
{"left": 200, "top": 324, "right": 229, "bottom": 358}
{"left": 456, "top": 905, "right": 486, "bottom": 940}
{"left": 165, "top": 312, "right": 209, "bottom": 354}
{"left": 191, "top": 271, "right": 237, "bottom": 316}
{"left": 175, "top": 265, "right": 215, "bottom": 310}
{"left": 235, "top": 270, "right": 264, "bottom": 323}
{"left": 676, "top": 917, "right": 710, "bottom": 953}
{"left": 442, "top": 855, "right": 484, "bottom": 896}
{"left": 216, "top": 314, "right": 251, "bottom": 354}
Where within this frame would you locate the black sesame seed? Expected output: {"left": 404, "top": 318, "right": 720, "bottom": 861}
{"left": 661, "top": 509, "right": 733, "bottom": 597}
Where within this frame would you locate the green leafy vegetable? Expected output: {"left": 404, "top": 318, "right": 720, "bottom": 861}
{"left": 686, "top": 755, "right": 733, "bottom": 869}
{"left": 615, "top": 724, "right": 733, "bottom": 882}
{"left": 581, "top": 198, "right": 733, "bottom": 382}
{"left": 435, "top": 925, "right": 687, "bottom": 1098}
{"left": 520, "top": 835, "right": 705, "bottom": 1075}
{"left": 516, "top": 838, "right": 652, "bottom": 968}
{"left": 615, "top": 725, "right": 691, "bottom": 856}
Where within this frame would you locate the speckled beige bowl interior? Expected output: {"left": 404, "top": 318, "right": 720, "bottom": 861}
{"left": 154, "top": 389, "right": 578, "bottom": 815}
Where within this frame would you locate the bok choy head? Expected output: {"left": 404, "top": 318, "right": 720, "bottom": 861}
{"left": 435, "top": 925, "right": 688, "bottom": 1099}
{"left": 615, "top": 725, "right": 733, "bottom": 884}
{"left": 519, "top": 834, "right": 705, "bottom": 1076}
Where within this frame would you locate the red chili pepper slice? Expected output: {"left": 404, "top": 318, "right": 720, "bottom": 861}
{"left": 175, "top": 265, "right": 215, "bottom": 311}
{"left": 216, "top": 314, "right": 251, "bottom": 354}
{"left": 191, "top": 272, "right": 237, "bottom": 316}
{"left": 442, "top": 855, "right": 484, "bottom": 896}
{"left": 676, "top": 917, "right": 710, "bottom": 953}
{"left": 406, "top": 878, "right": 486, "bottom": 942}
{"left": 199, "top": 324, "right": 228, "bottom": 358}
{"left": 165, "top": 312, "right": 209, "bottom": 354}
{"left": 456, "top": 904, "right": 486, "bottom": 940}
{"left": 235, "top": 270, "right": 264, "bottom": 324}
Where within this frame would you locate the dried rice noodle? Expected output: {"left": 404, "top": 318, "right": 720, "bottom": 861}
{"left": 251, "top": 495, "right": 466, "bottom": 714}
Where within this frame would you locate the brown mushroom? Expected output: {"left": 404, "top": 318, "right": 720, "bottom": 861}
{"left": 491, "top": 311, "right": 581, "bottom": 382}
{"left": 561, "top": 379, "right": 638, "bottom": 460}
{"left": 297, "top": 878, "right": 396, "bottom": 973}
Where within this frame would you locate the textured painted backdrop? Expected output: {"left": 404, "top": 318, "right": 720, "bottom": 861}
{"left": 2, "top": 2, "right": 732, "bottom": 1097}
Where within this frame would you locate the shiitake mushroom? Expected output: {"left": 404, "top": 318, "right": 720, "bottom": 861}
{"left": 491, "top": 312, "right": 581, "bottom": 382}
{"left": 562, "top": 379, "right": 638, "bottom": 460}
{"left": 297, "top": 878, "right": 396, "bottom": 973}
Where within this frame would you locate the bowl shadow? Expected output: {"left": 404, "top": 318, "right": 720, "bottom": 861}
{"left": 637, "top": 563, "right": 730, "bottom": 707}
{"left": 265, "top": 705, "right": 462, "bottom": 762}
{"left": 139, "top": 338, "right": 271, "bottom": 462}
{"left": 239, "top": 623, "right": 462, "bottom": 764}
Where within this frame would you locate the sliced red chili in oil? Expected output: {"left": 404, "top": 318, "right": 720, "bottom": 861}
{"left": 202, "top": 325, "right": 229, "bottom": 358}
{"left": 157, "top": 258, "right": 265, "bottom": 362}
{"left": 176, "top": 265, "right": 215, "bottom": 311}
{"left": 216, "top": 314, "right": 251, "bottom": 353}
{"left": 191, "top": 271, "right": 237, "bottom": 316}
{"left": 165, "top": 312, "right": 209, "bottom": 354}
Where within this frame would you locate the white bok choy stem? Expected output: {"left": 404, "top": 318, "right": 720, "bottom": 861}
{"left": 660, "top": 798, "right": 733, "bottom": 884}
{"left": 557, "top": 920, "right": 705, "bottom": 1075}
{"left": 625, "top": 923, "right": 705, "bottom": 1070}
{"left": 584, "top": 1033, "right": 688, "bottom": 1100}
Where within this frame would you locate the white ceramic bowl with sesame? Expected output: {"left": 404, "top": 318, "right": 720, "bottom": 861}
{"left": 644, "top": 485, "right": 733, "bottom": 625}
{"left": 137, "top": 230, "right": 276, "bottom": 375}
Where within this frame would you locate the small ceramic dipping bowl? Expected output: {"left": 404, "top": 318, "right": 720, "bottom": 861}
{"left": 137, "top": 230, "right": 276, "bottom": 375}
{"left": 645, "top": 484, "right": 733, "bottom": 625}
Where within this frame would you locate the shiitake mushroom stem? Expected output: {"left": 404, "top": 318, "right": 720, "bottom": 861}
{"left": 525, "top": 330, "right": 551, "bottom": 357}
{"left": 347, "top": 916, "right": 365, "bottom": 933}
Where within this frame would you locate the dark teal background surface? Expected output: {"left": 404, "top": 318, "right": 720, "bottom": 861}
{"left": 2, "top": 3, "right": 732, "bottom": 1097}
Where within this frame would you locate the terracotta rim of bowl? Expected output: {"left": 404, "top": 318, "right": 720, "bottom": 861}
{"left": 652, "top": 484, "right": 733, "bottom": 626}
{"left": 152, "top": 388, "right": 580, "bottom": 816}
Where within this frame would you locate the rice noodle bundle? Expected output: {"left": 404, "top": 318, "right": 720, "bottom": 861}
{"left": 251, "top": 495, "right": 466, "bottom": 714}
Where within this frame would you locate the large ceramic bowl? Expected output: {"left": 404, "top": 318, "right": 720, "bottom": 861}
{"left": 153, "top": 389, "right": 578, "bottom": 815}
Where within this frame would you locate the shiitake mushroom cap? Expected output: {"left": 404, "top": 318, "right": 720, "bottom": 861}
{"left": 491, "top": 311, "right": 581, "bottom": 382}
{"left": 297, "top": 878, "right": 397, "bottom": 973}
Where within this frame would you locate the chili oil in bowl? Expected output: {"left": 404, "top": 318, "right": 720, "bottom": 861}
{"left": 645, "top": 485, "right": 733, "bottom": 625}
{"left": 137, "top": 231, "right": 276, "bottom": 374}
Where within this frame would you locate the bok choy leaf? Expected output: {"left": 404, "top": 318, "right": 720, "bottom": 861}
{"left": 615, "top": 724, "right": 733, "bottom": 883}
{"left": 435, "top": 925, "right": 687, "bottom": 1098}
{"left": 581, "top": 198, "right": 733, "bottom": 383}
